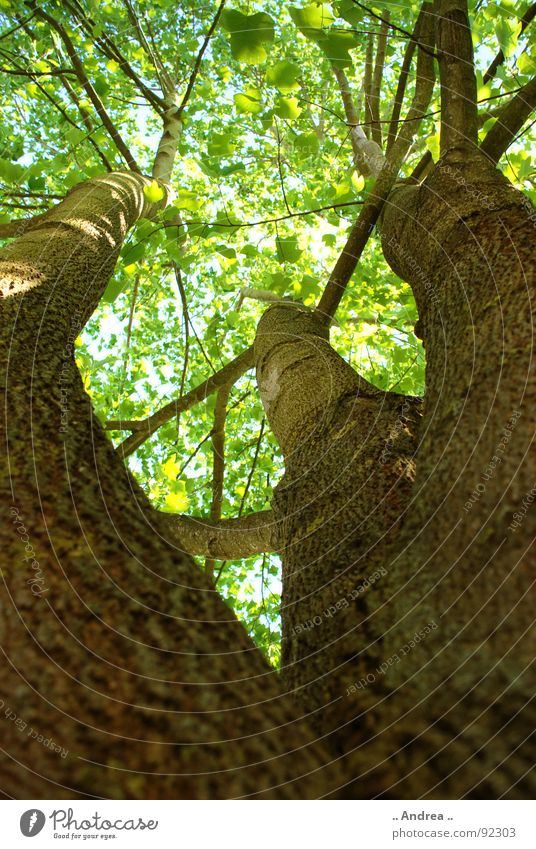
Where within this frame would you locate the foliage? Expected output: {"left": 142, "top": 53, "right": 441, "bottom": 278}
{"left": 0, "top": 0, "right": 534, "bottom": 664}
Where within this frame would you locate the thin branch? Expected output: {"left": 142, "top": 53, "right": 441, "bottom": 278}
{"left": 483, "top": 2, "right": 536, "bottom": 84}
{"left": 332, "top": 64, "right": 384, "bottom": 177}
{"left": 121, "top": 0, "right": 172, "bottom": 94}
{"left": 480, "top": 74, "right": 536, "bottom": 164}
{"left": 238, "top": 418, "right": 265, "bottom": 518}
{"left": 119, "top": 274, "right": 140, "bottom": 396}
{"left": 27, "top": 2, "right": 141, "bottom": 171}
{"left": 351, "top": 0, "right": 437, "bottom": 57}
{"left": 172, "top": 263, "right": 190, "bottom": 431}
{"left": 62, "top": 0, "right": 165, "bottom": 111}
{"left": 177, "top": 0, "right": 226, "bottom": 119}
{"left": 386, "top": 7, "right": 422, "bottom": 152}
{"left": 205, "top": 383, "right": 231, "bottom": 579}
{"left": 363, "top": 32, "right": 374, "bottom": 139}
{"left": 315, "top": 2, "right": 436, "bottom": 321}
{"left": 112, "top": 346, "right": 255, "bottom": 457}
{"left": 370, "top": 10, "right": 389, "bottom": 146}
{"left": 0, "top": 65, "right": 76, "bottom": 76}
{"left": 1, "top": 43, "right": 113, "bottom": 171}
{"left": 274, "top": 117, "right": 291, "bottom": 215}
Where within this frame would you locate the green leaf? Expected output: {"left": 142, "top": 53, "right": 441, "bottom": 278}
{"left": 207, "top": 132, "right": 236, "bottom": 157}
{"left": 101, "top": 276, "right": 126, "bottom": 303}
{"left": 176, "top": 189, "right": 202, "bottom": 211}
{"left": 289, "top": 4, "right": 334, "bottom": 33}
{"left": 335, "top": 0, "right": 364, "bottom": 26}
{"left": 495, "top": 17, "right": 521, "bottom": 59}
{"left": 294, "top": 131, "right": 320, "bottom": 157}
{"left": 143, "top": 180, "right": 165, "bottom": 203}
{"left": 274, "top": 96, "right": 302, "bottom": 119}
{"left": 266, "top": 60, "right": 301, "bottom": 93}
{"left": 289, "top": 4, "right": 357, "bottom": 67}
{"left": 234, "top": 88, "right": 263, "bottom": 114}
{"left": 276, "top": 235, "right": 302, "bottom": 263}
{"left": 221, "top": 10, "right": 275, "bottom": 64}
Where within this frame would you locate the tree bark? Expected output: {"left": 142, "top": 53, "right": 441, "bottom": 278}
{"left": 0, "top": 173, "right": 340, "bottom": 799}
{"left": 256, "top": 145, "right": 536, "bottom": 797}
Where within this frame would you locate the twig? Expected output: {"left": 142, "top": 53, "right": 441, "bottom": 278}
{"left": 483, "top": 2, "right": 536, "bottom": 84}
{"left": 113, "top": 347, "right": 255, "bottom": 457}
{"left": 177, "top": 0, "right": 226, "bottom": 118}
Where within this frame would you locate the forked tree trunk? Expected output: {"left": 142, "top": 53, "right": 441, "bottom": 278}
{"left": 255, "top": 150, "right": 536, "bottom": 798}
{"left": 0, "top": 173, "right": 340, "bottom": 799}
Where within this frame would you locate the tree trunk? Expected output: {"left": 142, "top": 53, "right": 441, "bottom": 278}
{"left": 256, "top": 150, "right": 536, "bottom": 798}
{"left": 0, "top": 173, "right": 339, "bottom": 799}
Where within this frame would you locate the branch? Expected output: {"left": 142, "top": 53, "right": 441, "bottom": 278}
{"left": 157, "top": 509, "right": 275, "bottom": 559}
{"left": 205, "top": 383, "right": 231, "bottom": 579}
{"left": 370, "top": 10, "right": 389, "bottom": 146}
{"left": 62, "top": 0, "right": 165, "bottom": 111}
{"left": 176, "top": 0, "right": 226, "bottom": 118}
{"left": 0, "top": 210, "right": 49, "bottom": 239}
{"left": 0, "top": 34, "right": 113, "bottom": 172}
{"left": 58, "top": 72, "right": 114, "bottom": 171}
{"left": 363, "top": 32, "right": 374, "bottom": 139}
{"left": 483, "top": 2, "right": 536, "bottom": 84}
{"left": 112, "top": 346, "right": 255, "bottom": 457}
{"left": 332, "top": 64, "right": 384, "bottom": 177}
{"left": 151, "top": 95, "right": 183, "bottom": 183}
{"left": 480, "top": 74, "right": 536, "bottom": 164}
{"left": 121, "top": 0, "right": 173, "bottom": 95}
{"left": 27, "top": 2, "right": 141, "bottom": 172}
{"left": 316, "top": 3, "right": 436, "bottom": 321}
{"left": 436, "top": 0, "right": 478, "bottom": 153}
{"left": 386, "top": 6, "right": 422, "bottom": 152}
{"left": 351, "top": 0, "right": 437, "bottom": 57}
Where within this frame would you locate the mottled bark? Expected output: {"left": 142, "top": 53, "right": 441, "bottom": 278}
{"left": 480, "top": 75, "right": 536, "bottom": 165}
{"left": 257, "top": 145, "right": 536, "bottom": 797}
{"left": 254, "top": 304, "right": 422, "bottom": 784}
{"left": 366, "top": 149, "right": 536, "bottom": 797}
{"left": 0, "top": 173, "right": 340, "bottom": 799}
{"left": 157, "top": 510, "right": 275, "bottom": 559}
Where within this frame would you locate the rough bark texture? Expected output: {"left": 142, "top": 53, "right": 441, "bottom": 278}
{"left": 366, "top": 149, "right": 536, "bottom": 797}
{"left": 157, "top": 510, "right": 275, "bottom": 560}
{"left": 254, "top": 304, "right": 422, "bottom": 783}
{"left": 256, "top": 146, "right": 536, "bottom": 797}
{"left": 0, "top": 173, "right": 341, "bottom": 799}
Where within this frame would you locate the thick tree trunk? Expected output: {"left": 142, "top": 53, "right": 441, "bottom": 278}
{"left": 256, "top": 151, "right": 536, "bottom": 798}
{"left": 0, "top": 173, "right": 339, "bottom": 799}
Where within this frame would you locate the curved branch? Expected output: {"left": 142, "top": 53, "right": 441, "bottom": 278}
{"left": 480, "top": 75, "right": 536, "bottom": 164}
{"left": 176, "top": 0, "right": 226, "bottom": 118}
{"left": 157, "top": 509, "right": 275, "bottom": 559}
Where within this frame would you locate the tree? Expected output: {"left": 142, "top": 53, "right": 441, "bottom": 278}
{"left": 0, "top": 0, "right": 534, "bottom": 799}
